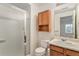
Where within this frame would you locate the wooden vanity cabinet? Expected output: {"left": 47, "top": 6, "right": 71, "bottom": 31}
{"left": 50, "top": 44, "right": 79, "bottom": 56}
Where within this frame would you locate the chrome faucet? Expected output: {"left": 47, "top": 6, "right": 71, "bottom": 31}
{"left": 61, "top": 39, "right": 67, "bottom": 42}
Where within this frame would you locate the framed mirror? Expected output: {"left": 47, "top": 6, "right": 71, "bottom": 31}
{"left": 54, "top": 10, "right": 76, "bottom": 38}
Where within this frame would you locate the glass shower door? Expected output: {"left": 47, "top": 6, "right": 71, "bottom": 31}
{"left": 0, "top": 19, "right": 24, "bottom": 56}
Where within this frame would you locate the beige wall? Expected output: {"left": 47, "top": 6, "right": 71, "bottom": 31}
{"left": 30, "top": 3, "right": 56, "bottom": 55}
{"left": 37, "top": 3, "right": 56, "bottom": 45}
{"left": 30, "top": 4, "right": 39, "bottom": 55}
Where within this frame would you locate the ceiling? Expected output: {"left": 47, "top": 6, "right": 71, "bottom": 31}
{"left": 33, "top": 3, "right": 54, "bottom": 6}
{"left": 10, "top": 3, "right": 31, "bottom": 12}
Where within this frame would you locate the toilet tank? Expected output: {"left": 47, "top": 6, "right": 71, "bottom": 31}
{"left": 40, "top": 40, "right": 50, "bottom": 48}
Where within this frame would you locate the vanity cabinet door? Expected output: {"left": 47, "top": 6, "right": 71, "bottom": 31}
{"left": 64, "top": 49, "right": 79, "bottom": 56}
{"left": 50, "top": 45, "right": 64, "bottom": 53}
{"left": 50, "top": 50, "right": 64, "bottom": 56}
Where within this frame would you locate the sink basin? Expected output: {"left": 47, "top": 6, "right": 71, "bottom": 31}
{"left": 53, "top": 39, "right": 77, "bottom": 46}
{"left": 60, "top": 39, "right": 78, "bottom": 46}
{"left": 65, "top": 40, "right": 79, "bottom": 45}
{"left": 50, "top": 38, "right": 79, "bottom": 51}
{"left": 50, "top": 38, "right": 79, "bottom": 47}
{"left": 54, "top": 41, "right": 77, "bottom": 48}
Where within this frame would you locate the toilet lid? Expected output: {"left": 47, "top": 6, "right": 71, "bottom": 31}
{"left": 35, "top": 47, "right": 45, "bottom": 53}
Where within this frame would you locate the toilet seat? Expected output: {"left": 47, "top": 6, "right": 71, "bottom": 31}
{"left": 35, "top": 47, "right": 45, "bottom": 53}
{"left": 35, "top": 40, "right": 50, "bottom": 56}
{"left": 35, "top": 47, "right": 45, "bottom": 56}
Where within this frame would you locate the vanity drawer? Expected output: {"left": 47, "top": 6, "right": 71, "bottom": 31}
{"left": 50, "top": 50, "right": 64, "bottom": 56}
{"left": 50, "top": 45, "right": 64, "bottom": 53}
{"left": 65, "top": 49, "right": 79, "bottom": 56}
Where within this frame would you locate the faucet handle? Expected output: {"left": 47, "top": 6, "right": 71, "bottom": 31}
{"left": 61, "top": 39, "right": 66, "bottom": 41}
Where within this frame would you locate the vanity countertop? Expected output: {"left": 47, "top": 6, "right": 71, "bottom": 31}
{"left": 49, "top": 38, "right": 79, "bottom": 52}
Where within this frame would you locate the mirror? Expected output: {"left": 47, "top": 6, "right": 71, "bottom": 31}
{"left": 54, "top": 10, "right": 76, "bottom": 38}
{"left": 65, "top": 24, "right": 72, "bottom": 33}
{"left": 60, "top": 16, "right": 74, "bottom": 38}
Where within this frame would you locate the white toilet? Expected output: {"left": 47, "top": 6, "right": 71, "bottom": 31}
{"left": 35, "top": 40, "right": 50, "bottom": 56}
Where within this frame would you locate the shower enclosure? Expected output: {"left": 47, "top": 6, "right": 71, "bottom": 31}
{"left": 10, "top": 3, "right": 31, "bottom": 55}
{"left": 0, "top": 4, "right": 26, "bottom": 56}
